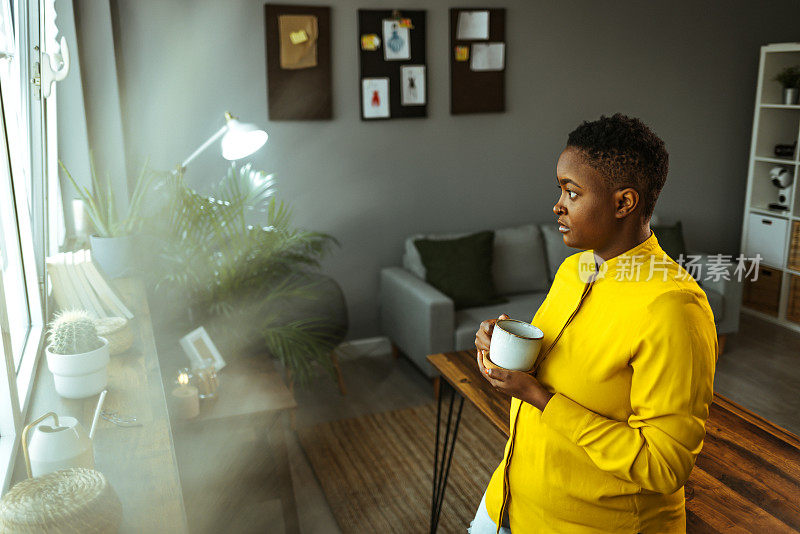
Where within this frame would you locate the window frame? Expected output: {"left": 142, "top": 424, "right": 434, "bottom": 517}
{"left": 0, "top": 0, "right": 51, "bottom": 491}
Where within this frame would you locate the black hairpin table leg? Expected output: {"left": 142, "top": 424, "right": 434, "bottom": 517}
{"left": 430, "top": 379, "right": 465, "bottom": 534}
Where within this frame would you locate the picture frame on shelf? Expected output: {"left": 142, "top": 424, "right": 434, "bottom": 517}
{"left": 179, "top": 326, "right": 226, "bottom": 371}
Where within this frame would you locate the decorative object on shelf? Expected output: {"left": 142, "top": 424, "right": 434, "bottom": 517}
{"left": 773, "top": 65, "right": 800, "bottom": 105}
{"left": 774, "top": 141, "right": 796, "bottom": 159}
{"left": 358, "top": 8, "right": 427, "bottom": 120}
{"left": 22, "top": 412, "right": 94, "bottom": 478}
{"left": 768, "top": 166, "right": 793, "bottom": 211}
{"left": 100, "top": 410, "right": 142, "bottom": 428}
{"left": 59, "top": 159, "right": 156, "bottom": 278}
{"left": 171, "top": 369, "right": 199, "bottom": 420}
{"left": 94, "top": 316, "right": 133, "bottom": 355}
{"left": 45, "top": 310, "right": 110, "bottom": 399}
{"left": 180, "top": 326, "right": 226, "bottom": 371}
{"left": 46, "top": 249, "right": 134, "bottom": 318}
{"left": 0, "top": 468, "right": 122, "bottom": 533}
{"left": 88, "top": 234, "right": 135, "bottom": 279}
{"left": 265, "top": 4, "right": 332, "bottom": 120}
{"left": 194, "top": 365, "right": 219, "bottom": 399}
{"left": 147, "top": 162, "right": 340, "bottom": 387}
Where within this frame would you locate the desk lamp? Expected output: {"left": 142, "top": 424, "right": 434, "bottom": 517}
{"left": 178, "top": 112, "right": 268, "bottom": 173}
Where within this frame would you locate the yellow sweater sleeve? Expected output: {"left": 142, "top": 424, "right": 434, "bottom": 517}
{"left": 540, "top": 289, "right": 716, "bottom": 494}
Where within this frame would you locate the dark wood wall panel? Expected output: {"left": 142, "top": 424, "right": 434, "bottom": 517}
{"left": 358, "top": 9, "right": 427, "bottom": 120}
{"left": 450, "top": 8, "right": 506, "bottom": 114}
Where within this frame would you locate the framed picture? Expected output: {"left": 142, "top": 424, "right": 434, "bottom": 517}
{"left": 382, "top": 19, "right": 410, "bottom": 60}
{"left": 180, "top": 326, "right": 226, "bottom": 371}
{"left": 401, "top": 65, "right": 426, "bottom": 105}
{"left": 362, "top": 77, "right": 390, "bottom": 119}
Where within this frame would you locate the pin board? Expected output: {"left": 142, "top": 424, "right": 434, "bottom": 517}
{"left": 358, "top": 9, "right": 427, "bottom": 120}
{"left": 450, "top": 8, "right": 506, "bottom": 114}
{"left": 265, "top": 4, "right": 332, "bottom": 120}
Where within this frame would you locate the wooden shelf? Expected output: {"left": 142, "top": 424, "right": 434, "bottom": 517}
{"left": 16, "top": 279, "right": 188, "bottom": 533}
{"left": 749, "top": 207, "right": 791, "bottom": 219}
{"left": 743, "top": 44, "right": 800, "bottom": 335}
{"left": 753, "top": 156, "right": 798, "bottom": 165}
{"left": 760, "top": 104, "right": 800, "bottom": 109}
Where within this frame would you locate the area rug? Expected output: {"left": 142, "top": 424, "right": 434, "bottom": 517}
{"left": 297, "top": 402, "right": 508, "bottom": 533}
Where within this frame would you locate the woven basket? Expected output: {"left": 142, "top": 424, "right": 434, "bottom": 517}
{"left": 94, "top": 317, "right": 133, "bottom": 355}
{"left": 0, "top": 468, "right": 122, "bottom": 533}
{"left": 788, "top": 275, "right": 800, "bottom": 324}
{"left": 788, "top": 221, "right": 800, "bottom": 272}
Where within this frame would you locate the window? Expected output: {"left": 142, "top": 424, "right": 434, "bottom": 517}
{"left": 0, "top": 0, "right": 52, "bottom": 491}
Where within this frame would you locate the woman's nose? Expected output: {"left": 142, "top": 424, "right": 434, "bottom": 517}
{"left": 553, "top": 202, "right": 565, "bottom": 215}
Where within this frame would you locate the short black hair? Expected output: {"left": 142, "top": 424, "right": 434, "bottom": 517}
{"left": 566, "top": 113, "right": 668, "bottom": 220}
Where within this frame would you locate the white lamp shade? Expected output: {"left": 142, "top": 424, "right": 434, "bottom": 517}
{"left": 221, "top": 119, "right": 268, "bottom": 161}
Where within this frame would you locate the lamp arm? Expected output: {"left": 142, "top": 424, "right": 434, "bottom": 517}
{"left": 179, "top": 124, "right": 229, "bottom": 171}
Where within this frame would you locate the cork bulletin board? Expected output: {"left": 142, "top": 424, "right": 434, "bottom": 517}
{"left": 265, "top": 4, "right": 332, "bottom": 120}
{"left": 358, "top": 9, "right": 427, "bottom": 120}
{"left": 450, "top": 8, "right": 506, "bottom": 114}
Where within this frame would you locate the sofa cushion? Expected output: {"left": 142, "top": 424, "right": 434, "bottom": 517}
{"left": 404, "top": 231, "right": 467, "bottom": 278}
{"left": 404, "top": 224, "right": 550, "bottom": 295}
{"left": 453, "top": 292, "right": 548, "bottom": 351}
{"left": 539, "top": 224, "right": 574, "bottom": 282}
{"left": 414, "top": 231, "right": 507, "bottom": 309}
{"left": 492, "top": 224, "right": 549, "bottom": 294}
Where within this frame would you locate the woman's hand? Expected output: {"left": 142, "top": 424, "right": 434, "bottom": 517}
{"left": 474, "top": 314, "right": 510, "bottom": 355}
{"left": 476, "top": 351, "right": 554, "bottom": 411}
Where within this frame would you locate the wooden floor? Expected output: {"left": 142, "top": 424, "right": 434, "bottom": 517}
{"left": 714, "top": 313, "right": 800, "bottom": 436}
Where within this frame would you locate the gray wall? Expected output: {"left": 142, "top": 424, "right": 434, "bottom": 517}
{"left": 110, "top": 0, "right": 800, "bottom": 339}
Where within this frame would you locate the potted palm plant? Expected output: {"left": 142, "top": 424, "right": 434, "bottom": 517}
{"left": 774, "top": 66, "right": 800, "bottom": 105}
{"left": 59, "top": 159, "right": 156, "bottom": 278}
{"left": 149, "top": 163, "right": 341, "bottom": 387}
{"left": 46, "top": 310, "right": 110, "bottom": 399}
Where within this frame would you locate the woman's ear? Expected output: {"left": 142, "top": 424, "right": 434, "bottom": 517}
{"left": 614, "top": 187, "right": 639, "bottom": 218}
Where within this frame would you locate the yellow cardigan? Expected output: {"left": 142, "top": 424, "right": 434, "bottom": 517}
{"left": 484, "top": 232, "right": 717, "bottom": 533}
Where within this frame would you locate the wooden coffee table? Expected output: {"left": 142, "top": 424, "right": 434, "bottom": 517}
{"left": 428, "top": 350, "right": 800, "bottom": 533}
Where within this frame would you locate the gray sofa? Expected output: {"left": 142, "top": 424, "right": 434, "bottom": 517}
{"left": 379, "top": 223, "right": 742, "bottom": 378}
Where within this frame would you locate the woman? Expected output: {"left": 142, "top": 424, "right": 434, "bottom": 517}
{"left": 470, "top": 114, "right": 717, "bottom": 533}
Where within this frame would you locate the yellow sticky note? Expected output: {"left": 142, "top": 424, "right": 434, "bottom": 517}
{"left": 290, "top": 30, "right": 309, "bottom": 44}
{"left": 455, "top": 46, "right": 469, "bottom": 61}
{"left": 361, "top": 34, "right": 381, "bottom": 51}
{"left": 399, "top": 18, "right": 414, "bottom": 29}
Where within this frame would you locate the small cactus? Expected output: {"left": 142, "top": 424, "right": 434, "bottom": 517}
{"left": 47, "top": 310, "right": 103, "bottom": 355}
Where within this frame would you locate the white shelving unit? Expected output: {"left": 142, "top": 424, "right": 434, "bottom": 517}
{"left": 740, "top": 43, "right": 800, "bottom": 332}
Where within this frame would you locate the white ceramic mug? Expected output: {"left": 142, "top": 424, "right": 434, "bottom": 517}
{"left": 489, "top": 319, "right": 544, "bottom": 371}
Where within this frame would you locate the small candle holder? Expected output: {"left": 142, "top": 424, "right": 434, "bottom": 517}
{"left": 171, "top": 368, "right": 199, "bottom": 420}
{"left": 194, "top": 365, "right": 219, "bottom": 399}
{"left": 174, "top": 368, "right": 194, "bottom": 387}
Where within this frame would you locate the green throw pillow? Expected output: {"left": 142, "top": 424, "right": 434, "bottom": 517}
{"left": 414, "top": 231, "right": 508, "bottom": 309}
{"left": 652, "top": 221, "right": 687, "bottom": 261}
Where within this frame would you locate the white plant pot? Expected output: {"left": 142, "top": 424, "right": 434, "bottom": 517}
{"left": 46, "top": 338, "right": 110, "bottom": 399}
